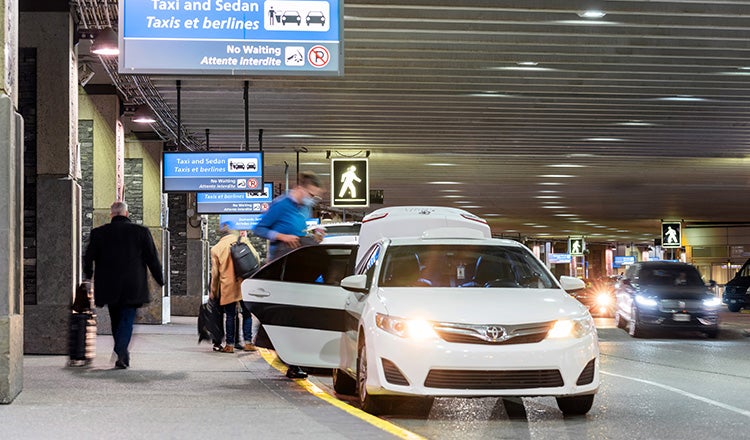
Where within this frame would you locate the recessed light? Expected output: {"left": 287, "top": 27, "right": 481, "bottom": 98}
{"left": 535, "top": 195, "right": 561, "bottom": 199}
{"left": 517, "top": 61, "right": 538, "bottom": 66}
{"left": 279, "top": 134, "right": 317, "bottom": 138}
{"left": 454, "top": 201, "right": 474, "bottom": 204}
{"left": 429, "top": 181, "right": 461, "bottom": 185}
{"left": 467, "top": 92, "right": 514, "bottom": 98}
{"left": 584, "top": 137, "right": 624, "bottom": 141}
{"left": 570, "top": 220, "right": 588, "bottom": 223}
{"left": 541, "top": 206, "right": 568, "bottom": 209}
{"left": 578, "top": 10, "right": 606, "bottom": 18}
{"left": 442, "top": 195, "right": 463, "bottom": 198}
{"left": 538, "top": 190, "right": 560, "bottom": 193}
{"left": 538, "top": 174, "right": 576, "bottom": 178}
{"left": 494, "top": 66, "right": 557, "bottom": 72}
{"left": 426, "top": 163, "right": 456, "bottom": 166}
{"left": 538, "top": 182, "right": 565, "bottom": 186}
{"left": 554, "top": 214, "right": 577, "bottom": 217}
{"left": 616, "top": 120, "right": 654, "bottom": 126}
{"left": 546, "top": 164, "right": 586, "bottom": 168}
{"left": 656, "top": 95, "right": 707, "bottom": 102}
{"left": 461, "top": 205, "right": 482, "bottom": 209}
{"left": 532, "top": 225, "right": 549, "bottom": 228}
{"left": 483, "top": 213, "right": 502, "bottom": 217}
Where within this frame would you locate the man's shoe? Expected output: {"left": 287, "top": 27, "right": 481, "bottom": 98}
{"left": 114, "top": 360, "right": 128, "bottom": 369}
{"left": 286, "top": 366, "right": 308, "bottom": 379}
{"left": 243, "top": 343, "right": 257, "bottom": 352}
{"left": 218, "top": 345, "right": 234, "bottom": 353}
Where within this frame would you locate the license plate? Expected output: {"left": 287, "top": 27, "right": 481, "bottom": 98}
{"left": 673, "top": 313, "right": 690, "bottom": 322}
{"left": 730, "top": 299, "right": 737, "bottom": 303}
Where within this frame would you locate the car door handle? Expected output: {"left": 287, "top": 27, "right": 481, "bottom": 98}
{"left": 249, "top": 288, "right": 270, "bottom": 297}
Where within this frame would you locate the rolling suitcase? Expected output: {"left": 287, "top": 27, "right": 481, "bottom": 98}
{"left": 69, "top": 282, "right": 96, "bottom": 367}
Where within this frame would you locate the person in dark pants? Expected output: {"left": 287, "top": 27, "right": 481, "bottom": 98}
{"left": 253, "top": 171, "right": 324, "bottom": 378}
{"left": 83, "top": 201, "right": 164, "bottom": 369}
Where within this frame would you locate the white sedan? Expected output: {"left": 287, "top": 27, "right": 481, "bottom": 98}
{"left": 243, "top": 229, "right": 599, "bottom": 415}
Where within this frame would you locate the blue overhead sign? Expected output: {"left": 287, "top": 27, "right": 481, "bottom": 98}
{"left": 196, "top": 182, "right": 273, "bottom": 214}
{"left": 613, "top": 255, "right": 636, "bottom": 268}
{"left": 549, "top": 253, "right": 572, "bottom": 265}
{"left": 219, "top": 213, "right": 262, "bottom": 230}
{"left": 119, "top": 0, "right": 343, "bottom": 75}
{"left": 162, "top": 151, "right": 263, "bottom": 192}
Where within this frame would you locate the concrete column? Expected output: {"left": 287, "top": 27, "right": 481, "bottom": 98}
{"left": 0, "top": 0, "right": 23, "bottom": 403}
{"left": 174, "top": 193, "right": 208, "bottom": 316}
{"left": 125, "top": 138, "right": 170, "bottom": 324}
{"left": 21, "top": 11, "right": 81, "bottom": 355}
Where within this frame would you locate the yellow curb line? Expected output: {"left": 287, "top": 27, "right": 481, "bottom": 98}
{"left": 258, "top": 348, "right": 426, "bottom": 440}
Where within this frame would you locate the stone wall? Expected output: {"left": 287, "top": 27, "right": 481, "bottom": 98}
{"left": 19, "top": 47, "right": 36, "bottom": 305}
{"left": 168, "top": 193, "right": 187, "bottom": 297}
{"left": 79, "top": 120, "right": 93, "bottom": 246}
{"left": 124, "top": 158, "right": 143, "bottom": 224}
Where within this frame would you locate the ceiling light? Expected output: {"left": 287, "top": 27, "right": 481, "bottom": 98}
{"left": 535, "top": 195, "right": 561, "bottom": 199}
{"left": 279, "top": 134, "right": 317, "bottom": 138}
{"left": 541, "top": 206, "right": 569, "bottom": 209}
{"left": 429, "top": 181, "right": 461, "bottom": 185}
{"left": 495, "top": 66, "right": 557, "bottom": 72}
{"left": 617, "top": 120, "right": 654, "bottom": 126}
{"left": 538, "top": 174, "right": 575, "bottom": 178}
{"left": 439, "top": 189, "right": 461, "bottom": 192}
{"left": 483, "top": 213, "right": 502, "bottom": 217}
{"left": 517, "top": 61, "right": 538, "bottom": 66}
{"left": 90, "top": 27, "right": 119, "bottom": 56}
{"left": 132, "top": 104, "right": 156, "bottom": 123}
{"left": 467, "top": 92, "right": 514, "bottom": 98}
{"left": 442, "top": 195, "right": 463, "bottom": 198}
{"left": 538, "top": 182, "right": 565, "bottom": 185}
{"left": 656, "top": 95, "right": 707, "bottom": 102}
{"left": 454, "top": 200, "right": 474, "bottom": 204}
{"left": 578, "top": 10, "right": 606, "bottom": 18}
{"left": 426, "top": 163, "right": 456, "bottom": 166}
{"left": 546, "top": 164, "right": 586, "bottom": 168}
{"left": 554, "top": 214, "right": 577, "bottom": 217}
{"left": 538, "top": 190, "right": 560, "bottom": 193}
{"left": 584, "top": 137, "right": 624, "bottom": 141}
{"left": 461, "top": 205, "right": 482, "bottom": 209}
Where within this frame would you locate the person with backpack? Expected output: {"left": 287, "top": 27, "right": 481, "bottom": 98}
{"left": 210, "top": 221, "right": 260, "bottom": 353}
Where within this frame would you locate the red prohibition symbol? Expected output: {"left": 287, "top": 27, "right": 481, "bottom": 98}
{"left": 247, "top": 178, "right": 259, "bottom": 189}
{"left": 308, "top": 45, "right": 330, "bottom": 68}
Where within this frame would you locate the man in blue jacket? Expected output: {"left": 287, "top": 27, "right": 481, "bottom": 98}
{"left": 253, "top": 171, "right": 324, "bottom": 378}
{"left": 83, "top": 201, "right": 164, "bottom": 369}
{"left": 253, "top": 171, "right": 324, "bottom": 261}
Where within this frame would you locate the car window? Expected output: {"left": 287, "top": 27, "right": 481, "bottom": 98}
{"left": 638, "top": 266, "right": 704, "bottom": 287}
{"left": 356, "top": 244, "right": 381, "bottom": 288}
{"left": 252, "top": 255, "right": 284, "bottom": 280}
{"left": 737, "top": 261, "right": 750, "bottom": 278}
{"left": 282, "top": 246, "right": 355, "bottom": 285}
{"left": 378, "top": 244, "right": 555, "bottom": 288}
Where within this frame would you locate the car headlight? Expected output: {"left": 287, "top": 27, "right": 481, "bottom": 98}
{"left": 635, "top": 295, "right": 659, "bottom": 308}
{"left": 547, "top": 315, "right": 595, "bottom": 339}
{"left": 703, "top": 297, "right": 722, "bottom": 308}
{"left": 595, "top": 291, "right": 613, "bottom": 306}
{"left": 375, "top": 314, "right": 437, "bottom": 340}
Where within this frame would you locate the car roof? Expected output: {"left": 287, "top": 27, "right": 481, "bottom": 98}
{"left": 386, "top": 235, "right": 522, "bottom": 248}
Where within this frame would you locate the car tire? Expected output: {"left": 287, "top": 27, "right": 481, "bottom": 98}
{"left": 556, "top": 394, "right": 595, "bottom": 416}
{"left": 727, "top": 304, "right": 741, "bottom": 313}
{"left": 332, "top": 368, "right": 357, "bottom": 395}
{"left": 614, "top": 309, "right": 626, "bottom": 329}
{"left": 628, "top": 306, "right": 647, "bottom": 338}
{"left": 357, "top": 339, "right": 389, "bottom": 415}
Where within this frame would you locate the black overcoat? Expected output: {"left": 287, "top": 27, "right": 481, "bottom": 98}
{"left": 83, "top": 216, "right": 164, "bottom": 308}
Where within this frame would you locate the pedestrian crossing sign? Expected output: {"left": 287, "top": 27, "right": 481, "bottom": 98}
{"left": 331, "top": 158, "right": 369, "bottom": 208}
{"left": 569, "top": 237, "right": 585, "bottom": 256}
{"left": 661, "top": 221, "right": 682, "bottom": 248}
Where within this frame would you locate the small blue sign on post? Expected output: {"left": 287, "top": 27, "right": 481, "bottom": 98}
{"left": 219, "top": 213, "right": 263, "bottom": 231}
{"left": 119, "top": 0, "right": 343, "bottom": 76}
{"left": 162, "top": 151, "right": 263, "bottom": 192}
{"left": 549, "top": 253, "right": 572, "bottom": 265}
{"left": 613, "top": 255, "right": 636, "bottom": 268}
{"left": 196, "top": 183, "right": 273, "bottom": 214}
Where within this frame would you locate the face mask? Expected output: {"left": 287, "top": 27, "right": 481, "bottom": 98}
{"left": 302, "top": 196, "right": 317, "bottom": 207}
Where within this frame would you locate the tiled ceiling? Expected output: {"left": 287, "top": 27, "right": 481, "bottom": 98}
{"left": 76, "top": 1, "right": 750, "bottom": 244}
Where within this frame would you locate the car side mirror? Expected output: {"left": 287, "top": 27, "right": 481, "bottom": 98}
{"left": 341, "top": 274, "right": 368, "bottom": 293}
{"left": 559, "top": 276, "right": 585, "bottom": 292}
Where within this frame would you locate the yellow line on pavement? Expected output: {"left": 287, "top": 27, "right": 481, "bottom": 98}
{"left": 258, "top": 348, "right": 426, "bottom": 440}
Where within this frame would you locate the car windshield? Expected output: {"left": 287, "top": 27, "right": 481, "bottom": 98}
{"left": 379, "top": 244, "right": 556, "bottom": 288}
{"left": 638, "top": 266, "right": 704, "bottom": 287}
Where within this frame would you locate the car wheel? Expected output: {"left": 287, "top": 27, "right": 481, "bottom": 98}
{"left": 628, "top": 306, "right": 647, "bottom": 338}
{"left": 727, "top": 304, "right": 741, "bottom": 313}
{"left": 614, "top": 309, "right": 626, "bottom": 329}
{"left": 357, "top": 339, "right": 388, "bottom": 414}
{"left": 332, "top": 368, "right": 357, "bottom": 395}
{"left": 556, "top": 394, "right": 595, "bottom": 416}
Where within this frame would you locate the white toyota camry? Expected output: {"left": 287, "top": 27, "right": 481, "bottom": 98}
{"left": 243, "top": 225, "right": 599, "bottom": 416}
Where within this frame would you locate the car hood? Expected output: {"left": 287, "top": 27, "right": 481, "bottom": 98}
{"left": 637, "top": 285, "right": 712, "bottom": 299}
{"left": 375, "top": 287, "right": 588, "bottom": 324}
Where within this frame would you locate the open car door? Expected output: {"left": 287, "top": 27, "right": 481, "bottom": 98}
{"left": 242, "top": 244, "right": 357, "bottom": 369}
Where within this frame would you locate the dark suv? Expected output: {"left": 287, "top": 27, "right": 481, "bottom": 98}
{"left": 723, "top": 258, "right": 750, "bottom": 312}
{"left": 614, "top": 261, "right": 720, "bottom": 338}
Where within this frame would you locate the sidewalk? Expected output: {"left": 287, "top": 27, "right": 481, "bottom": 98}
{"left": 0, "top": 317, "right": 394, "bottom": 440}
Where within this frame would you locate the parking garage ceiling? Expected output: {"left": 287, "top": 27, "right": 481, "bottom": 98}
{"left": 72, "top": 1, "right": 750, "bottom": 244}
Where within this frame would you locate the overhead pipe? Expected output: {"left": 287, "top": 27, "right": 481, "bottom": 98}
{"left": 244, "top": 80, "right": 250, "bottom": 151}
{"left": 176, "top": 80, "right": 182, "bottom": 150}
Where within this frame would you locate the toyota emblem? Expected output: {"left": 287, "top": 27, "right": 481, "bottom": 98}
{"left": 485, "top": 326, "right": 503, "bottom": 341}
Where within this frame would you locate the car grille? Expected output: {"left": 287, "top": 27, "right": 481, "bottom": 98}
{"left": 424, "top": 369, "right": 564, "bottom": 390}
{"left": 576, "top": 359, "right": 596, "bottom": 386}
{"left": 433, "top": 321, "right": 553, "bottom": 345}
{"left": 659, "top": 299, "right": 703, "bottom": 313}
{"left": 381, "top": 358, "right": 410, "bottom": 386}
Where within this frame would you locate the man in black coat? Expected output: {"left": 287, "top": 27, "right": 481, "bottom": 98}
{"left": 83, "top": 201, "right": 164, "bottom": 369}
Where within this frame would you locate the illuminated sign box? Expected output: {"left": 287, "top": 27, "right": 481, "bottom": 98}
{"left": 549, "top": 253, "right": 572, "bottom": 264}
{"left": 162, "top": 151, "right": 263, "bottom": 192}
{"left": 197, "top": 182, "right": 273, "bottom": 214}
{"left": 119, "top": 0, "right": 343, "bottom": 76}
{"left": 613, "top": 256, "right": 636, "bottom": 268}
